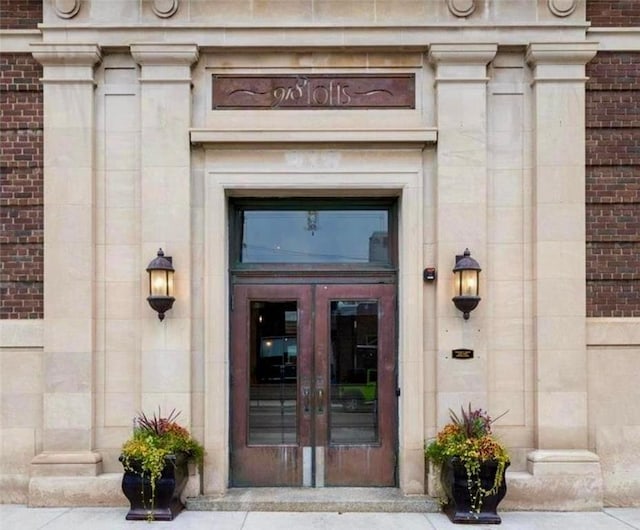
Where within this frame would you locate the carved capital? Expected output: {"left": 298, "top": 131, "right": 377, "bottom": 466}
{"left": 31, "top": 43, "right": 102, "bottom": 67}
{"left": 130, "top": 43, "right": 199, "bottom": 66}
{"left": 527, "top": 42, "right": 598, "bottom": 85}
{"left": 429, "top": 43, "right": 498, "bottom": 66}
{"left": 526, "top": 42, "right": 598, "bottom": 67}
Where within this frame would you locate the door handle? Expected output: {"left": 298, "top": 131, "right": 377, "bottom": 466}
{"left": 316, "top": 388, "right": 324, "bottom": 414}
{"left": 302, "top": 386, "right": 310, "bottom": 413}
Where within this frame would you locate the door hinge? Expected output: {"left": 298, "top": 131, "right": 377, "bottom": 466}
{"left": 396, "top": 388, "right": 401, "bottom": 397}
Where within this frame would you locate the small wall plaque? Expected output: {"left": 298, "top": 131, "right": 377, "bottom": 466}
{"left": 452, "top": 349, "right": 474, "bottom": 359}
{"left": 423, "top": 267, "right": 437, "bottom": 282}
{"left": 212, "top": 74, "right": 415, "bottom": 110}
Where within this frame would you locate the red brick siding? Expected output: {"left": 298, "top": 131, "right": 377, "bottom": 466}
{"left": 585, "top": 53, "right": 640, "bottom": 91}
{"left": 586, "top": 283, "right": 640, "bottom": 317}
{"left": 0, "top": 0, "right": 42, "bottom": 29}
{"left": 586, "top": 52, "right": 640, "bottom": 317}
{"left": 0, "top": 54, "right": 43, "bottom": 319}
{"left": 586, "top": 92, "right": 640, "bottom": 129}
{"left": 587, "top": 0, "right": 640, "bottom": 27}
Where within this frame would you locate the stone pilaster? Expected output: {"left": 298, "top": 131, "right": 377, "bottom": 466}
{"left": 130, "top": 44, "right": 199, "bottom": 424}
{"left": 526, "top": 42, "right": 598, "bottom": 450}
{"left": 428, "top": 44, "right": 497, "bottom": 427}
{"left": 30, "top": 44, "right": 102, "bottom": 466}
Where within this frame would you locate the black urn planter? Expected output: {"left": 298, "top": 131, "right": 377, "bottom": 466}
{"left": 441, "top": 457, "right": 509, "bottom": 524}
{"left": 119, "top": 453, "right": 189, "bottom": 521}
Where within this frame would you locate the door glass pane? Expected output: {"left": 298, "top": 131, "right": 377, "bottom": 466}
{"left": 329, "top": 300, "right": 379, "bottom": 444}
{"left": 248, "top": 301, "right": 298, "bottom": 445}
{"left": 241, "top": 210, "right": 389, "bottom": 264}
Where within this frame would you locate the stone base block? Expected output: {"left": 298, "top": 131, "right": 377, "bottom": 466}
{"left": 399, "top": 448, "right": 426, "bottom": 495}
{"left": 502, "top": 450, "right": 603, "bottom": 511}
{"left": 28, "top": 473, "right": 126, "bottom": 507}
{"left": 596, "top": 426, "right": 640, "bottom": 507}
{"left": 26, "top": 469, "right": 200, "bottom": 507}
{"left": 0, "top": 474, "right": 29, "bottom": 503}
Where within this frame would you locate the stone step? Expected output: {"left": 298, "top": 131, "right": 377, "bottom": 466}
{"left": 186, "top": 487, "right": 440, "bottom": 513}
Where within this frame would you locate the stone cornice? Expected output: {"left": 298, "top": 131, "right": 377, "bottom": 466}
{"left": 3, "top": 27, "right": 637, "bottom": 55}
{"left": 30, "top": 43, "right": 102, "bottom": 66}
{"left": 587, "top": 27, "right": 640, "bottom": 52}
{"left": 0, "top": 29, "right": 41, "bottom": 53}
{"left": 130, "top": 43, "right": 199, "bottom": 66}
{"left": 36, "top": 24, "right": 587, "bottom": 51}
{"left": 526, "top": 42, "right": 599, "bottom": 66}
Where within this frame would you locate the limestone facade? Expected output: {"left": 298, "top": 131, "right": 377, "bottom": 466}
{"left": 0, "top": 0, "right": 639, "bottom": 509}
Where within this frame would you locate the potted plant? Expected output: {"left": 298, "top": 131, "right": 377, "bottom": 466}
{"left": 119, "top": 408, "right": 204, "bottom": 521}
{"left": 425, "top": 404, "right": 509, "bottom": 524}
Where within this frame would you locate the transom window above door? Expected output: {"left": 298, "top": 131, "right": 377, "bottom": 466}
{"left": 230, "top": 199, "right": 396, "bottom": 267}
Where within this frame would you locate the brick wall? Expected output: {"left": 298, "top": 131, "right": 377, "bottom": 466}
{"left": 0, "top": 54, "right": 43, "bottom": 319}
{"left": 586, "top": 52, "right": 640, "bottom": 317}
{"left": 587, "top": 0, "right": 640, "bottom": 27}
{"left": 0, "top": 0, "right": 42, "bottom": 29}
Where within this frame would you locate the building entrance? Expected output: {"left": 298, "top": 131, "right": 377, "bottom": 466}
{"left": 230, "top": 282, "right": 397, "bottom": 487}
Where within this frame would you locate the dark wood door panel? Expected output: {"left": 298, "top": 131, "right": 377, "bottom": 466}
{"left": 230, "top": 282, "right": 397, "bottom": 487}
{"left": 230, "top": 284, "right": 313, "bottom": 487}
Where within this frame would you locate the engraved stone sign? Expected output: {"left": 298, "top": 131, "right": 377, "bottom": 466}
{"left": 212, "top": 74, "right": 415, "bottom": 109}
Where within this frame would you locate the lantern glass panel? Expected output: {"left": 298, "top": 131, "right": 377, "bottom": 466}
{"left": 459, "top": 269, "right": 478, "bottom": 297}
{"left": 167, "top": 270, "right": 174, "bottom": 297}
{"left": 150, "top": 269, "right": 169, "bottom": 297}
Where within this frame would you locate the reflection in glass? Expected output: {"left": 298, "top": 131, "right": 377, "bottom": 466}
{"left": 248, "top": 301, "right": 297, "bottom": 445}
{"left": 329, "top": 300, "right": 379, "bottom": 444}
{"left": 241, "top": 210, "right": 389, "bottom": 264}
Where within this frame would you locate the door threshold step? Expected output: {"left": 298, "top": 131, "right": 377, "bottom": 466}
{"left": 186, "top": 487, "right": 440, "bottom": 513}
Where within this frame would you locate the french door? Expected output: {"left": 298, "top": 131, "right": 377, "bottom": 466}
{"left": 230, "top": 283, "right": 397, "bottom": 487}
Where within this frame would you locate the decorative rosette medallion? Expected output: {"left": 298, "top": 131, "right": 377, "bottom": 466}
{"left": 446, "top": 0, "right": 476, "bottom": 18}
{"left": 53, "top": 0, "right": 80, "bottom": 19}
{"left": 151, "top": 0, "right": 179, "bottom": 18}
{"left": 547, "top": 0, "right": 577, "bottom": 17}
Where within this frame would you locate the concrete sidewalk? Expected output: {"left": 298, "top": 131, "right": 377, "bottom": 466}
{"left": 2, "top": 505, "right": 639, "bottom": 530}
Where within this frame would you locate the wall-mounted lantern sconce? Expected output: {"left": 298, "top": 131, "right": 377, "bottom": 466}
{"left": 146, "top": 248, "right": 175, "bottom": 321}
{"left": 452, "top": 248, "right": 481, "bottom": 320}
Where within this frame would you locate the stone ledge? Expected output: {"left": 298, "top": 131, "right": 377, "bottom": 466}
{"left": 190, "top": 128, "right": 438, "bottom": 146}
{"left": 31, "top": 451, "right": 103, "bottom": 477}
{"left": 31, "top": 451, "right": 102, "bottom": 465}
{"left": 586, "top": 317, "right": 640, "bottom": 346}
{"left": 187, "top": 487, "right": 440, "bottom": 513}
{"left": 0, "top": 320, "right": 43, "bottom": 349}
{"left": 528, "top": 449, "right": 600, "bottom": 463}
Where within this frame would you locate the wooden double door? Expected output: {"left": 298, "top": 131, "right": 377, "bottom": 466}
{"left": 230, "top": 283, "right": 397, "bottom": 487}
